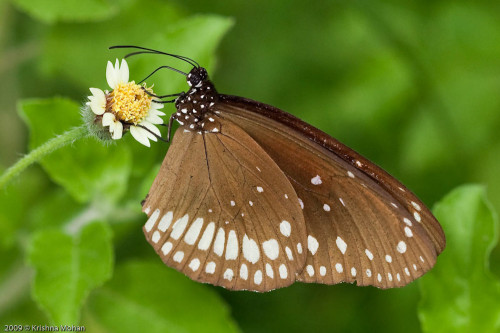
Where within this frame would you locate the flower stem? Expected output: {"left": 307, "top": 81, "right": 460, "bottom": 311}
{"left": 0, "top": 125, "right": 89, "bottom": 189}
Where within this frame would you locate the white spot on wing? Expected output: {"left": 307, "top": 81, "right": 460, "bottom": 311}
{"left": 213, "top": 228, "right": 225, "bottom": 256}
{"left": 280, "top": 221, "right": 291, "bottom": 237}
{"left": 189, "top": 258, "right": 200, "bottom": 271}
{"left": 266, "top": 263, "right": 274, "bottom": 278}
{"left": 397, "top": 241, "right": 407, "bottom": 253}
{"left": 311, "top": 175, "right": 322, "bottom": 185}
{"left": 152, "top": 231, "right": 160, "bottom": 243}
{"left": 365, "top": 249, "right": 374, "bottom": 260}
{"left": 145, "top": 208, "right": 160, "bottom": 232}
{"left": 308, "top": 235, "right": 319, "bottom": 255}
{"left": 323, "top": 203, "right": 331, "bottom": 212}
{"left": 335, "top": 263, "right": 343, "bottom": 273}
{"left": 285, "top": 246, "right": 293, "bottom": 260}
{"left": 184, "top": 217, "right": 204, "bottom": 245}
{"left": 225, "top": 230, "right": 238, "bottom": 260}
{"left": 243, "top": 235, "right": 260, "bottom": 264}
{"left": 240, "top": 264, "right": 248, "bottom": 280}
{"left": 170, "top": 214, "right": 189, "bottom": 240}
{"left": 351, "top": 267, "right": 357, "bottom": 277}
{"left": 297, "top": 242, "right": 303, "bottom": 254}
{"left": 206, "top": 262, "right": 216, "bottom": 274}
{"left": 385, "top": 254, "right": 392, "bottom": 263}
{"left": 306, "top": 265, "right": 314, "bottom": 277}
{"left": 223, "top": 268, "right": 234, "bottom": 281}
{"left": 411, "top": 201, "right": 421, "bottom": 211}
{"left": 298, "top": 198, "right": 304, "bottom": 209}
{"left": 414, "top": 212, "right": 421, "bottom": 222}
{"left": 336, "top": 236, "right": 347, "bottom": 254}
{"left": 173, "top": 251, "right": 184, "bottom": 263}
{"left": 254, "top": 270, "right": 263, "bottom": 285}
{"left": 262, "top": 239, "right": 279, "bottom": 260}
{"left": 347, "top": 171, "right": 355, "bottom": 178}
{"left": 405, "top": 227, "right": 413, "bottom": 237}
{"left": 320, "top": 266, "right": 326, "bottom": 276}
{"left": 279, "top": 264, "right": 288, "bottom": 279}
{"left": 198, "top": 222, "right": 215, "bottom": 250}
{"left": 256, "top": 186, "right": 264, "bottom": 193}
{"left": 158, "top": 211, "right": 173, "bottom": 232}
{"left": 161, "top": 242, "right": 172, "bottom": 255}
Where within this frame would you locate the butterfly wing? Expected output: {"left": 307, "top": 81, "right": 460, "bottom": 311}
{"left": 217, "top": 94, "right": 445, "bottom": 288}
{"left": 142, "top": 121, "right": 307, "bottom": 292}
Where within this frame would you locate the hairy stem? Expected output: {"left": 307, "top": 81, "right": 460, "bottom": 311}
{"left": 0, "top": 125, "right": 89, "bottom": 189}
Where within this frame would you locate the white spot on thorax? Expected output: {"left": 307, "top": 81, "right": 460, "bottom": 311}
{"left": 311, "top": 175, "right": 322, "bottom": 185}
{"left": 308, "top": 235, "right": 319, "bottom": 255}
{"left": 336, "top": 236, "right": 347, "bottom": 254}
{"left": 262, "top": 239, "right": 279, "bottom": 260}
{"left": 280, "top": 221, "right": 291, "bottom": 237}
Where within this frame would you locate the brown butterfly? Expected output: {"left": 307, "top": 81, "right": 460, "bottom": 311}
{"left": 113, "top": 46, "right": 445, "bottom": 292}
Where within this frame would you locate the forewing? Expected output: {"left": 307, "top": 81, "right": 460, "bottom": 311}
{"left": 219, "top": 95, "right": 445, "bottom": 289}
{"left": 142, "top": 122, "right": 307, "bottom": 292}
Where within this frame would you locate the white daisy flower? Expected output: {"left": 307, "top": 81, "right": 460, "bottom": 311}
{"left": 86, "top": 59, "right": 165, "bottom": 147}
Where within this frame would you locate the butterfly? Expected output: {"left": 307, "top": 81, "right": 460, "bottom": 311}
{"left": 112, "top": 46, "right": 446, "bottom": 292}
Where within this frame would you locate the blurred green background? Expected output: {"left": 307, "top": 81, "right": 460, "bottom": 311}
{"left": 1, "top": 0, "right": 499, "bottom": 332}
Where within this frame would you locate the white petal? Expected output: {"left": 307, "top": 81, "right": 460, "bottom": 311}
{"left": 140, "top": 120, "right": 161, "bottom": 137}
{"left": 145, "top": 113, "right": 163, "bottom": 125}
{"left": 150, "top": 101, "right": 165, "bottom": 110}
{"left": 149, "top": 107, "right": 166, "bottom": 116}
{"left": 106, "top": 60, "right": 117, "bottom": 89}
{"left": 130, "top": 125, "right": 151, "bottom": 147}
{"left": 88, "top": 88, "right": 106, "bottom": 115}
{"left": 102, "top": 112, "right": 116, "bottom": 127}
{"left": 112, "top": 121, "right": 123, "bottom": 140}
{"left": 142, "top": 126, "right": 158, "bottom": 142}
{"left": 119, "top": 59, "right": 129, "bottom": 84}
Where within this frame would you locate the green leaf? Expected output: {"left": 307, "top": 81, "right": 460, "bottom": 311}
{"left": 28, "top": 221, "right": 113, "bottom": 324}
{"left": 10, "top": 0, "right": 119, "bottom": 24}
{"left": 85, "top": 261, "right": 240, "bottom": 333}
{"left": 418, "top": 185, "right": 500, "bottom": 332}
{"left": 19, "top": 97, "right": 132, "bottom": 203}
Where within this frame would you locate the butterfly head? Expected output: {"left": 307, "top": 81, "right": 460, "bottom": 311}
{"left": 187, "top": 67, "right": 208, "bottom": 88}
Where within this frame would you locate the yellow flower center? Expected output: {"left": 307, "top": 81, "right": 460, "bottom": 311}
{"left": 109, "top": 81, "right": 153, "bottom": 124}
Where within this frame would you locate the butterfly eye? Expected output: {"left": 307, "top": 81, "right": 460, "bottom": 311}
{"left": 187, "top": 68, "right": 208, "bottom": 88}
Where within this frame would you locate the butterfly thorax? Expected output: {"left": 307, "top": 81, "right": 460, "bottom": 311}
{"left": 174, "top": 67, "right": 221, "bottom": 133}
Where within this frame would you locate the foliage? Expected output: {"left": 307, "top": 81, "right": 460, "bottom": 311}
{"left": 1, "top": 0, "right": 499, "bottom": 332}
{"left": 419, "top": 185, "right": 500, "bottom": 332}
